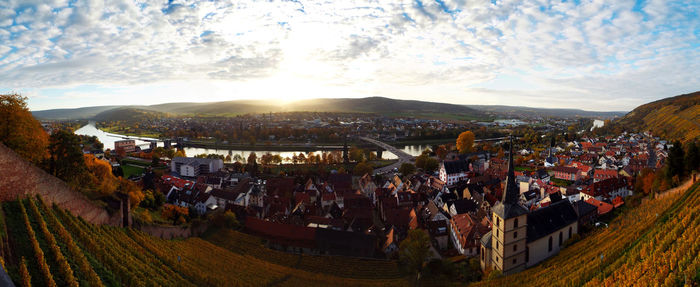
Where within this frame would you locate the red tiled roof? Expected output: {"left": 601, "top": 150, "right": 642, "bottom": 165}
{"left": 612, "top": 196, "right": 624, "bottom": 208}
{"left": 585, "top": 198, "right": 613, "bottom": 215}
{"left": 162, "top": 175, "right": 195, "bottom": 189}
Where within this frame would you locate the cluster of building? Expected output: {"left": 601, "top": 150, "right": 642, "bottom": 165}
{"left": 152, "top": 131, "right": 664, "bottom": 273}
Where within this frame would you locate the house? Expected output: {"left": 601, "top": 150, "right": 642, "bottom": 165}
{"left": 427, "top": 220, "right": 450, "bottom": 250}
{"left": 585, "top": 198, "right": 613, "bottom": 216}
{"left": 450, "top": 213, "right": 489, "bottom": 256}
{"left": 171, "top": 157, "right": 224, "bottom": 177}
{"left": 594, "top": 169, "right": 618, "bottom": 182}
{"left": 439, "top": 160, "right": 469, "bottom": 186}
{"left": 114, "top": 139, "right": 136, "bottom": 153}
{"left": 448, "top": 198, "right": 479, "bottom": 216}
{"left": 572, "top": 200, "right": 598, "bottom": 228}
{"left": 553, "top": 166, "right": 580, "bottom": 181}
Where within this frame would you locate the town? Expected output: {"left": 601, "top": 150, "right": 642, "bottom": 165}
{"left": 78, "top": 115, "right": 677, "bottom": 279}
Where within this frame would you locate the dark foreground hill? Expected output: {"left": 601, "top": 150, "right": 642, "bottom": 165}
{"left": 616, "top": 91, "right": 700, "bottom": 142}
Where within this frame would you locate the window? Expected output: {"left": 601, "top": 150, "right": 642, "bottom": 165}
{"left": 513, "top": 244, "right": 517, "bottom": 252}
{"left": 514, "top": 231, "right": 517, "bottom": 239}
{"left": 548, "top": 236, "right": 553, "bottom": 252}
{"left": 514, "top": 218, "right": 518, "bottom": 228}
{"left": 569, "top": 226, "right": 572, "bottom": 238}
{"left": 482, "top": 248, "right": 485, "bottom": 260}
{"left": 497, "top": 242, "right": 499, "bottom": 250}
{"left": 497, "top": 217, "right": 500, "bottom": 227}
{"left": 513, "top": 258, "right": 517, "bottom": 265}
{"left": 559, "top": 231, "right": 563, "bottom": 246}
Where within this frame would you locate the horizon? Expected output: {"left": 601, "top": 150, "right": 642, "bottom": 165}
{"left": 1, "top": 1, "right": 698, "bottom": 111}
{"left": 29, "top": 95, "right": 632, "bottom": 113}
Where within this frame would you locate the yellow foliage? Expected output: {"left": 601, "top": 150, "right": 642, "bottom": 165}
{"left": 457, "top": 131, "right": 475, "bottom": 154}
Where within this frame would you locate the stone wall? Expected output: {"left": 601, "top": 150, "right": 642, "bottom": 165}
{"left": 137, "top": 222, "right": 210, "bottom": 239}
{"left": 0, "top": 143, "right": 122, "bottom": 226}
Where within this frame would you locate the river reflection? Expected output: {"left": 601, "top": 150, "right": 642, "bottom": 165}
{"left": 74, "top": 123, "right": 436, "bottom": 162}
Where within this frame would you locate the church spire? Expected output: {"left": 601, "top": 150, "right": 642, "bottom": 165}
{"left": 502, "top": 136, "right": 520, "bottom": 205}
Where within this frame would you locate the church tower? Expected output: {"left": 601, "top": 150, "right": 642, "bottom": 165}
{"left": 490, "top": 137, "right": 528, "bottom": 274}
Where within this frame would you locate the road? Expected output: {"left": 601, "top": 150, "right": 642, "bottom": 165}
{"left": 359, "top": 137, "right": 415, "bottom": 174}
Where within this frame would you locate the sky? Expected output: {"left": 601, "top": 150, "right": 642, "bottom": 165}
{"left": 0, "top": 0, "right": 698, "bottom": 112}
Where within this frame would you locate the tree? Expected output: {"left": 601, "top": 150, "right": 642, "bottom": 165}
{"left": 349, "top": 147, "right": 365, "bottom": 162}
{"left": 456, "top": 131, "right": 475, "bottom": 154}
{"left": 685, "top": 141, "right": 699, "bottom": 173}
{"left": 48, "top": 130, "right": 88, "bottom": 185}
{"left": 84, "top": 154, "right": 118, "bottom": 196}
{"left": 668, "top": 140, "right": 685, "bottom": 178}
{"left": 118, "top": 177, "right": 145, "bottom": 208}
{"left": 435, "top": 145, "right": 448, "bottom": 160}
{"left": 353, "top": 161, "right": 374, "bottom": 176}
{"left": 0, "top": 94, "right": 49, "bottom": 164}
{"left": 161, "top": 204, "right": 189, "bottom": 225}
{"left": 399, "top": 163, "right": 416, "bottom": 175}
{"left": 399, "top": 229, "right": 431, "bottom": 281}
{"left": 174, "top": 149, "right": 186, "bottom": 158}
{"left": 223, "top": 211, "right": 240, "bottom": 229}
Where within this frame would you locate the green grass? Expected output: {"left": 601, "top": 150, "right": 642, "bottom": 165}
{"left": 122, "top": 165, "right": 145, "bottom": 178}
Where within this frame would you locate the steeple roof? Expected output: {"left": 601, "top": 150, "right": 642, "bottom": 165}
{"left": 492, "top": 136, "right": 529, "bottom": 219}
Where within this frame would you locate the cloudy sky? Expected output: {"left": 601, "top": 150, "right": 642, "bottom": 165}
{"left": 0, "top": 0, "right": 698, "bottom": 111}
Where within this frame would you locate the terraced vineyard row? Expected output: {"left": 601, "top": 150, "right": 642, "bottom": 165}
{"left": 0, "top": 196, "right": 409, "bottom": 286}
{"left": 473, "top": 182, "right": 700, "bottom": 287}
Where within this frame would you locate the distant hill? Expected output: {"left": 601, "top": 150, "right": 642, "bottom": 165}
{"left": 32, "top": 106, "right": 121, "bottom": 120}
{"left": 467, "top": 105, "right": 626, "bottom": 119}
{"left": 32, "top": 96, "right": 624, "bottom": 121}
{"left": 92, "top": 107, "right": 170, "bottom": 122}
{"left": 616, "top": 91, "right": 700, "bottom": 142}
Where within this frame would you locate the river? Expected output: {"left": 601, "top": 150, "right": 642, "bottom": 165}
{"left": 75, "top": 122, "right": 432, "bottom": 162}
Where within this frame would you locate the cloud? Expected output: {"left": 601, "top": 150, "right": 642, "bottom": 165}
{"left": 0, "top": 0, "right": 697, "bottom": 111}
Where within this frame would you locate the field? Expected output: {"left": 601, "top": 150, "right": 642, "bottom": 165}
{"left": 472, "top": 182, "right": 700, "bottom": 286}
{"left": 0, "top": 196, "right": 410, "bottom": 287}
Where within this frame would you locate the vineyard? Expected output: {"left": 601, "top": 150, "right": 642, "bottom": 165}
{"left": 0, "top": 196, "right": 410, "bottom": 287}
{"left": 472, "top": 182, "right": 700, "bottom": 287}
{"left": 205, "top": 228, "right": 404, "bottom": 279}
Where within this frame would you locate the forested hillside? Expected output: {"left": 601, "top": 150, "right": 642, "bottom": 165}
{"left": 0, "top": 196, "right": 409, "bottom": 287}
{"left": 616, "top": 91, "right": 700, "bottom": 143}
{"left": 472, "top": 182, "right": 700, "bottom": 286}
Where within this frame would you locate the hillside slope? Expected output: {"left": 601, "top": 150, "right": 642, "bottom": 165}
{"left": 33, "top": 97, "right": 622, "bottom": 121}
{"left": 472, "top": 181, "right": 700, "bottom": 287}
{"left": 0, "top": 196, "right": 409, "bottom": 287}
{"left": 616, "top": 91, "right": 700, "bottom": 142}
{"left": 92, "top": 107, "right": 169, "bottom": 122}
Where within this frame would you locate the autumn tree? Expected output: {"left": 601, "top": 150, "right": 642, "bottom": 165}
{"left": 0, "top": 94, "right": 49, "bottom": 164}
{"left": 84, "top": 154, "right": 118, "bottom": 196}
{"left": 118, "top": 177, "right": 145, "bottom": 208}
{"left": 399, "top": 229, "right": 431, "bottom": 281}
{"left": 162, "top": 204, "right": 189, "bottom": 225}
{"left": 456, "top": 131, "right": 475, "bottom": 154}
{"left": 435, "top": 145, "right": 448, "bottom": 160}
